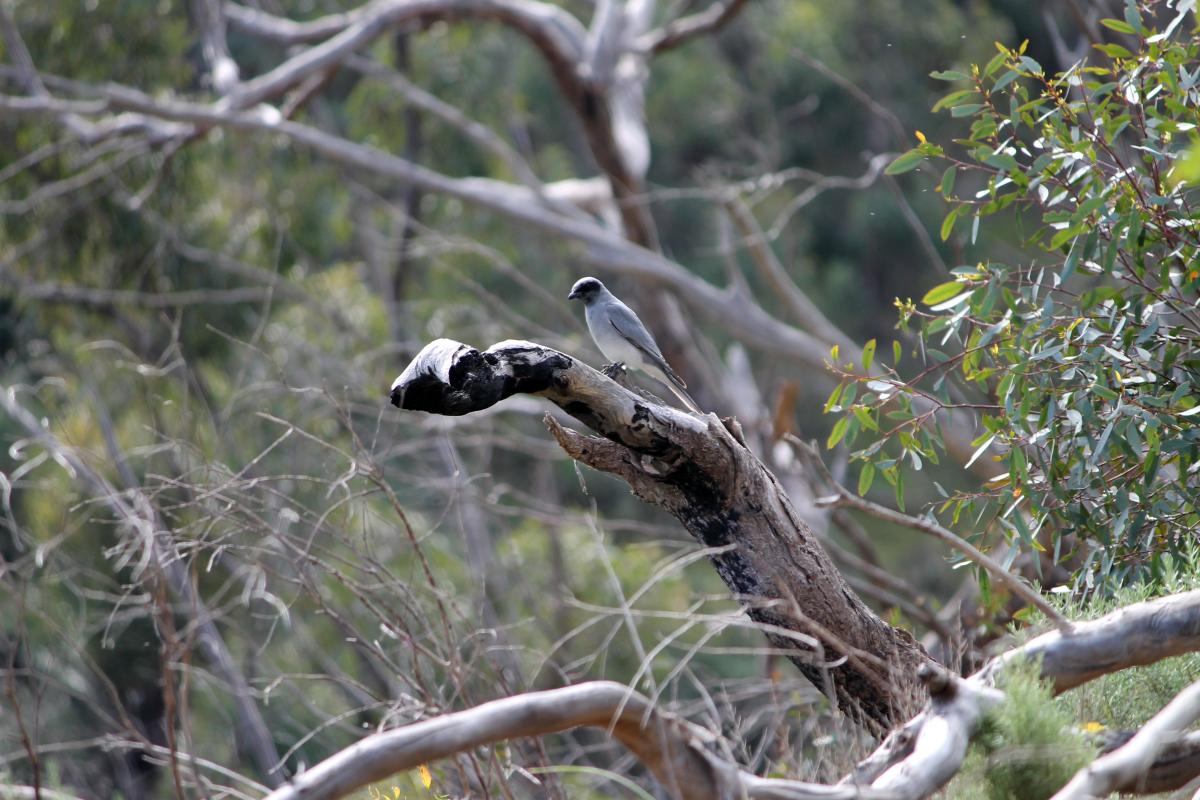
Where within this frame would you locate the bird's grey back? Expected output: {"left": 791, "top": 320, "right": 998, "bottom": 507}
{"left": 592, "top": 294, "right": 667, "bottom": 362}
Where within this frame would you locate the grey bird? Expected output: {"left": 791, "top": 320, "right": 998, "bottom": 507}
{"left": 567, "top": 277, "right": 701, "bottom": 413}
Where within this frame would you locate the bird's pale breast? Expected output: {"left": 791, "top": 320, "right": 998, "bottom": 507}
{"left": 586, "top": 304, "right": 647, "bottom": 368}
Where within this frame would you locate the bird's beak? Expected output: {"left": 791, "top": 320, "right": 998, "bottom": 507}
{"left": 567, "top": 290, "right": 579, "bottom": 300}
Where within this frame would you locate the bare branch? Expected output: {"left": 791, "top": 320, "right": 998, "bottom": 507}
{"left": 225, "top": 0, "right": 586, "bottom": 55}
{"left": 224, "top": 0, "right": 658, "bottom": 243}
{"left": 794, "top": 436, "right": 1072, "bottom": 632}
{"left": 0, "top": 388, "right": 284, "bottom": 787}
{"left": 861, "top": 664, "right": 1004, "bottom": 800}
{"left": 263, "top": 680, "right": 877, "bottom": 800}
{"left": 265, "top": 586, "right": 1200, "bottom": 800}
{"left": 723, "top": 194, "right": 859, "bottom": 353}
{"left": 1079, "top": 730, "right": 1200, "bottom": 795}
{"left": 3, "top": 69, "right": 987, "bottom": 478}
{"left": 791, "top": 50, "right": 907, "bottom": 144}
{"left": 584, "top": 0, "right": 623, "bottom": 80}
{"left": 0, "top": 4, "right": 99, "bottom": 139}
{"left": 640, "top": 0, "right": 753, "bottom": 54}
{"left": 47, "top": 79, "right": 834, "bottom": 368}
{"left": 223, "top": 1, "right": 374, "bottom": 44}
{"left": 345, "top": 55, "right": 559, "bottom": 206}
{"left": 0, "top": 277, "right": 276, "bottom": 308}
{"left": 0, "top": 140, "right": 146, "bottom": 215}
{"left": 0, "top": 786, "right": 85, "bottom": 800}
{"left": 761, "top": 153, "right": 892, "bottom": 242}
{"left": 988, "top": 589, "right": 1200, "bottom": 694}
{"left": 0, "top": 73, "right": 884, "bottom": 406}
{"left": 273, "top": 648, "right": 1200, "bottom": 800}
{"left": 849, "top": 590, "right": 1200, "bottom": 795}
{"left": 0, "top": 95, "right": 107, "bottom": 115}
{"left": 882, "top": 175, "right": 950, "bottom": 275}
{"left": 191, "top": 0, "right": 240, "bottom": 93}
{"left": 222, "top": 0, "right": 586, "bottom": 110}
{"left": 0, "top": 3, "right": 49, "bottom": 97}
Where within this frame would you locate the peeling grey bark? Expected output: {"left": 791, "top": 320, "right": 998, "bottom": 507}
{"left": 390, "top": 338, "right": 932, "bottom": 728}
{"left": 844, "top": 664, "right": 1003, "bottom": 798}
{"left": 985, "top": 588, "right": 1200, "bottom": 693}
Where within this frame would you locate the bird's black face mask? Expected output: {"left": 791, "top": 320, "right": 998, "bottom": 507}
{"left": 567, "top": 277, "right": 603, "bottom": 303}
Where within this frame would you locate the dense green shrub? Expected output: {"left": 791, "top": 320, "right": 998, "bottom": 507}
{"left": 952, "top": 657, "right": 1095, "bottom": 800}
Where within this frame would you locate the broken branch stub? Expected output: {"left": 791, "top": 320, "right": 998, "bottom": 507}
{"left": 391, "top": 339, "right": 932, "bottom": 728}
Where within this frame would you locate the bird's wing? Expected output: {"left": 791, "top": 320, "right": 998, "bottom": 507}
{"left": 606, "top": 302, "right": 687, "bottom": 387}
{"left": 606, "top": 301, "right": 665, "bottom": 360}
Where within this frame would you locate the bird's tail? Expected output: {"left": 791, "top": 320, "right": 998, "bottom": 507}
{"left": 652, "top": 363, "right": 702, "bottom": 414}
{"left": 664, "top": 380, "right": 703, "bottom": 414}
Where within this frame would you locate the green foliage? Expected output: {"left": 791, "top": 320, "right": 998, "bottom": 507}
{"left": 970, "top": 657, "right": 1095, "bottom": 800}
{"left": 832, "top": 2, "right": 1200, "bottom": 593}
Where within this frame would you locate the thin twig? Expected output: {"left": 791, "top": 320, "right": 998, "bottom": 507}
{"left": 787, "top": 435, "right": 1072, "bottom": 633}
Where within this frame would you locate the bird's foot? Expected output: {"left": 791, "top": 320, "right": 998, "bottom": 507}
{"left": 601, "top": 361, "right": 627, "bottom": 379}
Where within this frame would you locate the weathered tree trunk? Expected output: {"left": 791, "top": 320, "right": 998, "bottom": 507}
{"left": 390, "top": 338, "right": 932, "bottom": 728}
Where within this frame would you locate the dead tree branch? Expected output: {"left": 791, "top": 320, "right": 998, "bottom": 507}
{"left": 224, "top": 0, "right": 658, "bottom": 244}
{"left": 1096, "top": 729, "right": 1200, "bottom": 795}
{"left": 222, "top": 0, "right": 587, "bottom": 111}
{"left": 640, "top": 0, "right": 753, "bottom": 54}
{"left": 723, "top": 193, "right": 859, "bottom": 354}
{"left": 0, "top": 66, "right": 990, "bottom": 477}
{"left": 987, "top": 589, "right": 1200, "bottom": 692}
{"left": 390, "top": 338, "right": 933, "bottom": 728}
{"left": 191, "top": 0, "right": 239, "bottom": 93}
{"left": 852, "top": 664, "right": 1004, "bottom": 800}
